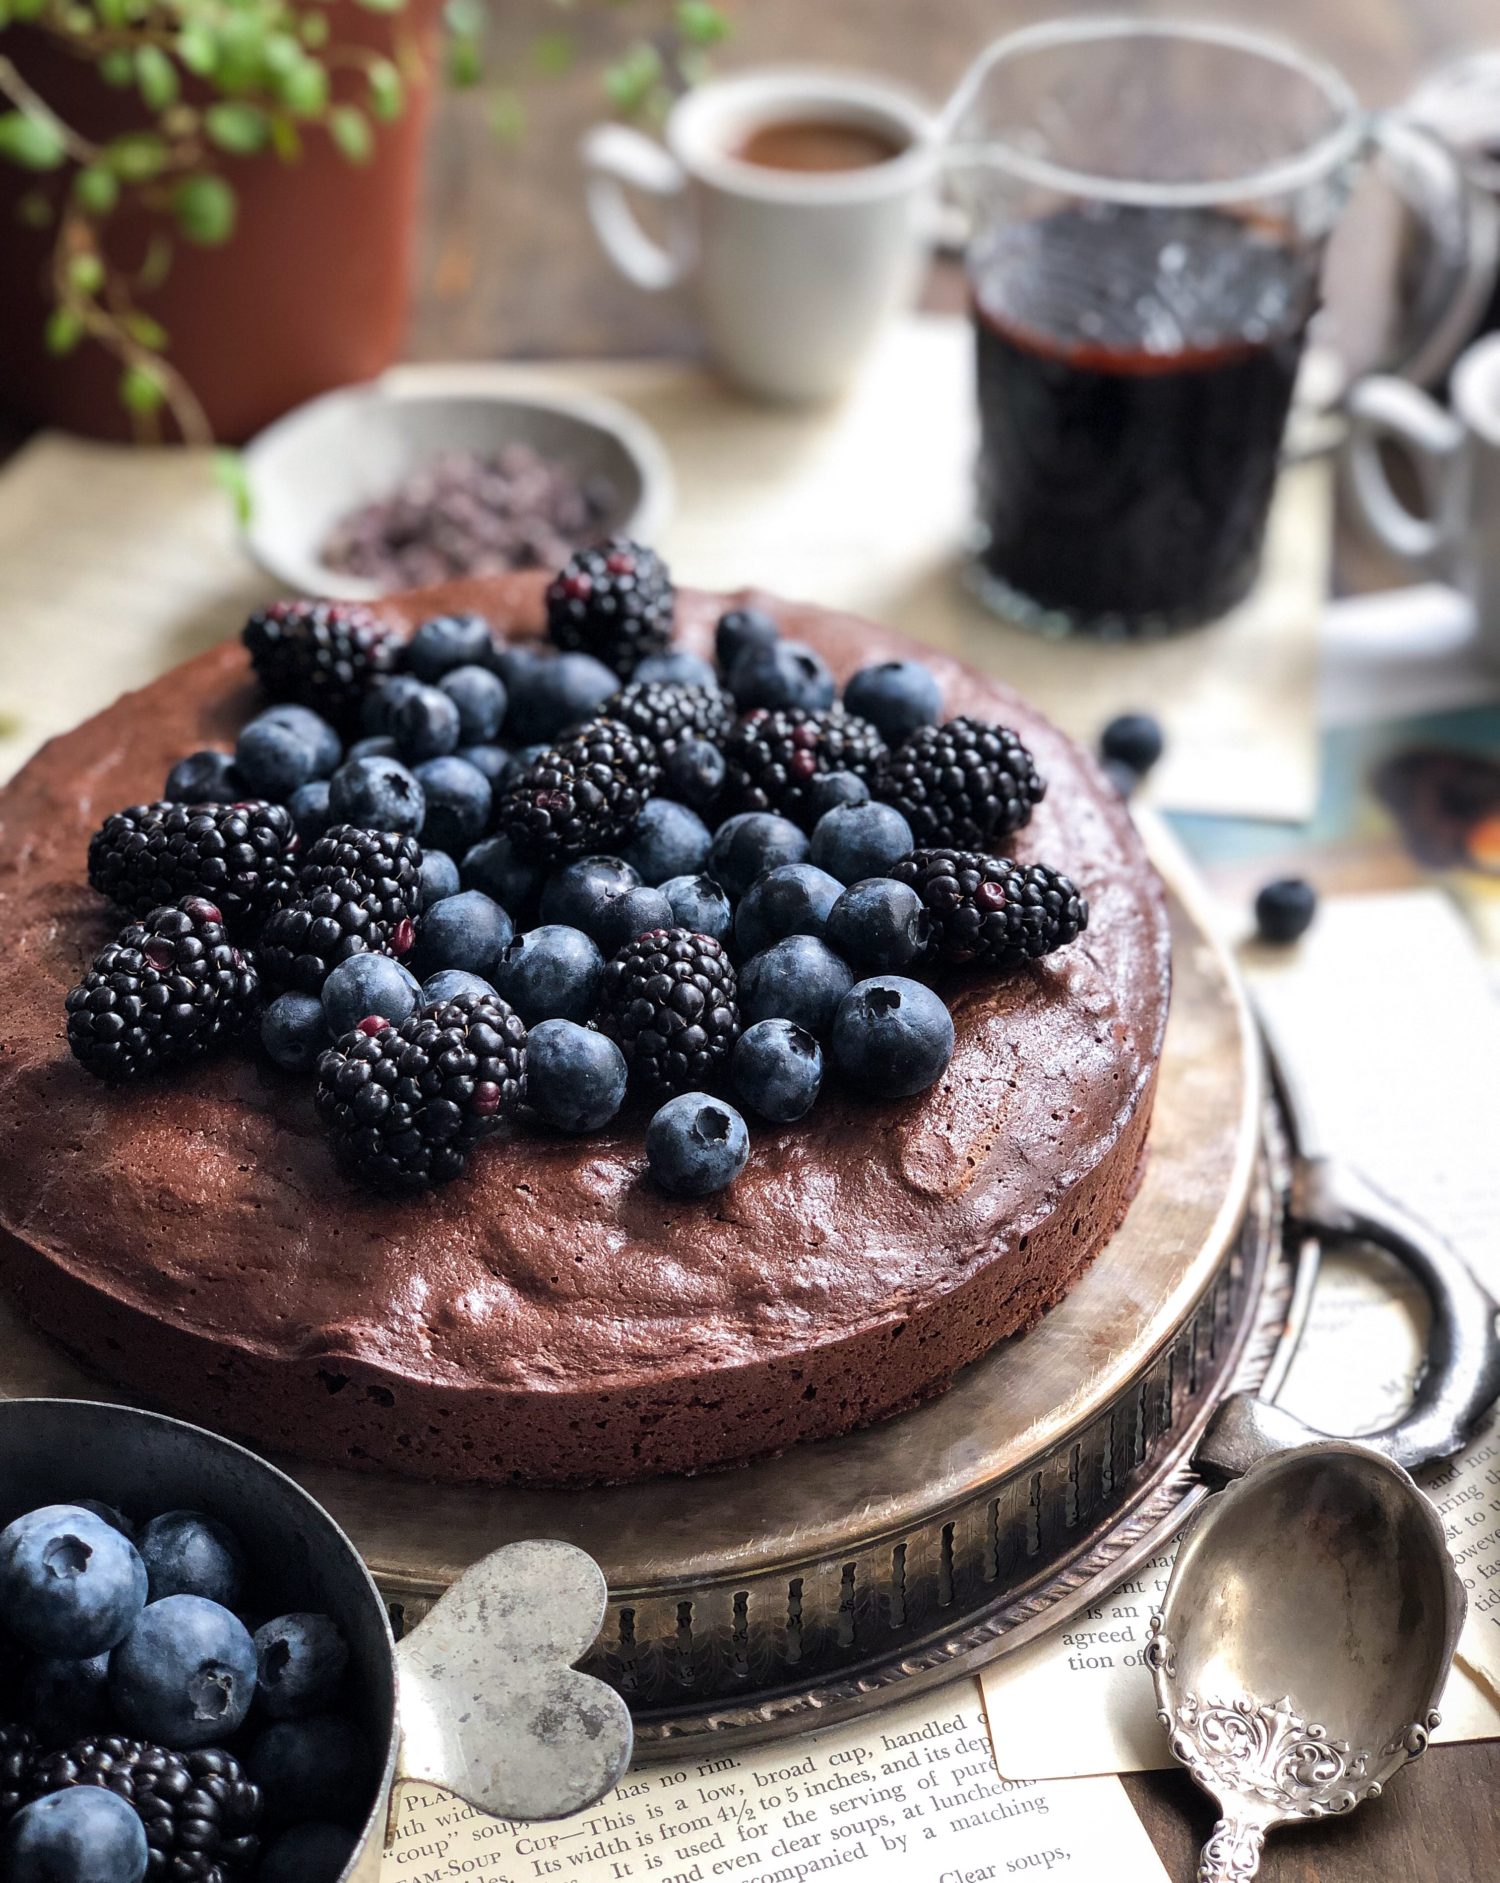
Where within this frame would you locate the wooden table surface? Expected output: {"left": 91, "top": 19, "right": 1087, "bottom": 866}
{"left": 405, "top": 5, "right": 1500, "bottom": 1878}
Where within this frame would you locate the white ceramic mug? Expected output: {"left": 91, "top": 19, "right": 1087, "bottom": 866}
{"left": 1347, "top": 334, "right": 1500, "bottom": 669}
{"left": 582, "top": 67, "right": 937, "bottom": 403}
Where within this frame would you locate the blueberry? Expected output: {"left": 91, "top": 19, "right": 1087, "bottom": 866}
{"left": 830, "top": 975, "right": 954, "bottom": 1099}
{"left": 493, "top": 925, "right": 603, "bottom": 1025}
{"left": 826, "top": 878, "right": 932, "bottom": 972}
{"left": 408, "top": 612, "right": 495, "bottom": 681}
{"left": 1254, "top": 877, "right": 1317, "bottom": 944}
{"left": 728, "top": 639, "right": 835, "bottom": 713}
{"left": 322, "top": 953, "right": 421, "bottom": 1037}
{"left": 732, "top": 1019, "right": 822, "bottom": 1123}
{"left": 165, "top": 749, "right": 240, "bottom": 803}
{"left": 258, "top": 1824, "right": 358, "bottom": 1883}
{"left": 418, "top": 848, "right": 461, "bottom": 905}
{"left": 1100, "top": 711, "right": 1164, "bottom": 777}
{"left": 505, "top": 651, "right": 617, "bottom": 743}
{"left": 253, "top": 1612, "right": 350, "bottom": 1719}
{"left": 25, "top": 1651, "right": 111, "bottom": 1739}
{"left": 621, "top": 798, "right": 712, "bottom": 885}
{"left": 3, "top": 1787, "right": 148, "bottom": 1883}
{"left": 715, "top": 605, "right": 779, "bottom": 673}
{"left": 843, "top": 660, "right": 942, "bottom": 743}
{"left": 462, "top": 833, "right": 542, "bottom": 914}
{"left": 806, "top": 770, "right": 870, "bottom": 819}
{"left": 111, "top": 1594, "right": 257, "bottom": 1747}
{"left": 540, "top": 855, "right": 640, "bottom": 942}
{"left": 288, "top": 778, "right": 333, "bottom": 844}
{"left": 346, "top": 734, "right": 398, "bottom": 762}
{"left": 594, "top": 884, "right": 675, "bottom": 954}
{"left": 249, "top": 1715, "right": 369, "bottom": 1827}
{"left": 457, "top": 743, "right": 513, "bottom": 787}
{"left": 646, "top": 1093, "right": 750, "bottom": 1196}
{"left": 488, "top": 641, "right": 543, "bottom": 688}
{"left": 410, "top": 890, "right": 514, "bottom": 981}
{"left": 256, "top": 704, "right": 342, "bottom": 776}
{"left": 439, "top": 664, "right": 508, "bottom": 743}
{"left": 527, "top": 1019, "right": 629, "bottom": 1133}
{"left": 0, "top": 1504, "right": 147, "bottom": 1657}
{"left": 360, "top": 674, "right": 424, "bottom": 737}
{"left": 392, "top": 683, "right": 461, "bottom": 762}
{"left": 663, "top": 739, "right": 726, "bottom": 809}
{"left": 138, "top": 1510, "right": 244, "bottom": 1606}
{"left": 707, "top": 812, "right": 809, "bottom": 899}
{"left": 634, "top": 649, "right": 718, "bottom": 689}
{"left": 414, "top": 755, "right": 492, "bottom": 854}
{"left": 735, "top": 862, "right": 843, "bottom": 957}
{"left": 235, "top": 717, "right": 319, "bottom": 801}
{"left": 421, "top": 968, "right": 497, "bottom": 1004}
{"left": 261, "top": 992, "right": 328, "bottom": 1071}
{"left": 327, "top": 756, "right": 425, "bottom": 837}
{"left": 659, "top": 873, "right": 733, "bottom": 948}
{"left": 740, "top": 936, "right": 854, "bottom": 1037}
{"left": 809, "top": 801, "right": 914, "bottom": 884}
{"left": 73, "top": 1499, "right": 135, "bottom": 1541}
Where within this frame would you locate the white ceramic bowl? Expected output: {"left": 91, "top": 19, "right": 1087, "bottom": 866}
{"left": 240, "top": 371, "right": 675, "bottom": 600}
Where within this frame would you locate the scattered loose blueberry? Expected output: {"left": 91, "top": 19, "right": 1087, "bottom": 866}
{"left": 456, "top": 742, "right": 513, "bottom": 787}
{"left": 234, "top": 717, "right": 320, "bottom": 801}
{"left": 739, "top": 935, "right": 854, "bottom": 1037}
{"left": 732, "top": 1020, "right": 823, "bottom": 1123}
{"left": 391, "top": 683, "right": 461, "bottom": 763}
{"left": 261, "top": 991, "right": 328, "bottom": 1071}
{"left": 806, "top": 770, "right": 871, "bottom": 819}
{"left": 493, "top": 925, "right": 604, "bottom": 1025}
{"left": 620, "top": 798, "right": 712, "bottom": 885}
{"left": 540, "top": 855, "right": 640, "bottom": 942}
{"left": 258, "top": 1823, "right": 359, "bottom": 1883}
{"left": 735, "top": 862, "right": 843, "bottom": 956}
{"left": 728, "top": 639, "right": 836, "bottom": 713}
{"left": 646, "top": 1093, "right": 750, "bottom": 1196}
{"left": 164, "top": 749, "right": 240, "bottom": 804}
{"left": 830, "top": 975, "right": 954, "bottom": 1099}
{"left": 254, "top": 1611, "right": 350, "bottom": 1719}
{"left": 25, "top": 1651, "right": 111, "bottom": 1740}
{"left": 439, "top": 664, "right": 508, "bottom": 744}
{"left": 707, "top": 811, "right": 809, "bottom": 899}
{"left": 0, "top": 1504, "right": 147, "bottom": 1657}
{"left": 593, "top": 885, "right": 674, "bottom": 955}
{"left": 406, "top": 612, "right": 495, "bottom": 682}
{"left": 843, "top": 660, "right": 942, "bottom": 744}
{"left": 410, "top": 890, "right": 514, "bottom": 981}
{"left": 809, "top": 801, "right": 914, "bottom": 884}
{"left": 659, "top": 873, "right": 733, "bottom": 948}
{"left": 826, "top": 877, "right": 932, "bottom": 972}
{"left": 256, "top": 704, "right": 342, "bottom": 776}
{"left": 504, "top": 650, "right": 617, "bottom": 743}
{"left": 1254, "top": 877, "right": 1317, "bottom": 944}
{"left": 418, "top": 848, "right": 461, "bottom": 905}
{"left": 111, "top": 1594, "right": 257, "bottom": 1747}
{"left": 715, "top": 605, "right": 779, "bottom": 673}
{"left": 663, "top": 738, "right": 726, "bottom": 808}
{"left": 527, "top": 1019, "right": 629, "bottom": 1133}
{"left": 360, "top": 674, "right": 424, "bottom": 737}
{"left": 489, "top": 640, "right": 544, "bottom": 692}
{"left": 137, "top": 1510, "right": 244, "bottom": 1606}
{"left": 327, "top": 755, "right": 426, "bottom": 837}
{"left": 249, "top": 1714, "right": 369, "bottom": 1827}
{"left": 415, "top": 754, "right": 492, "bottom": 854}
{"left": 462, "top": 833, "right": 542, "bottom": 915}
{"left": 420, "top": 968, "right": 497, "bottom": 1005}
{"left": 287, "top": 778, "right": 332, "bottom": 844}
{"left": 322, "top": 953, "right": 422, "bottom": 1037}
{"left": 1100, "top": 711, "right": 1165, "bottom": 777}
{"left": 3, "top": 1786, "right": 148, "bottom": 1883}
{"left": 634, "top": 649, "right": 718, "bottom": 690}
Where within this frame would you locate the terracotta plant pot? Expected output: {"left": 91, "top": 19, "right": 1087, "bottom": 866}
{"left": 0, "top": 3, "right": 440, "bottom": 444}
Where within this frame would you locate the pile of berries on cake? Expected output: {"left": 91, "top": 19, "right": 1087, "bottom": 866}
{"left": 0, "top": 1501, "right": 367, "bottom": 1883}
{"left": 66, "top": 540, "right": 1088, "bottom": 1197}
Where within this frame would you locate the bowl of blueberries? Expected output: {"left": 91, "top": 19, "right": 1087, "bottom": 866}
{"left": 0, "top": 1400, "right": 629, "bottom": 1883}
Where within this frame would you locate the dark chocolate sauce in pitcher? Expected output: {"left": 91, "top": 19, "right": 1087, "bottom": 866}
{"left": 971, "top": 203, "right": 1318, "bottom": 629}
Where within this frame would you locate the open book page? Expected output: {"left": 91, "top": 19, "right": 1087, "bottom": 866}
{"left": 981, "top": 888, "right": 1500, "bottom": 1778}
{"left": 381, "top": 1679, "right": 1170, "bottom": 1883}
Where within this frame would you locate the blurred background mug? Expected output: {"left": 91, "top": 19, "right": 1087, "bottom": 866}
{"left": 1346, "top": 333, "right": 1500, "bottom": 671}
{"left": 582, "top": 67, "right": 936, "bottom": 404}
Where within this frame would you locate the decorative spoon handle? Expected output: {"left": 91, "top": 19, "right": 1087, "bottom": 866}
{"left": 1197, "top": 1816, "right": 1264, "bottom": 1881}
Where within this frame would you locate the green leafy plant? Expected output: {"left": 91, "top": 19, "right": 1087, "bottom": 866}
{"left": 0, "top": 0, "right": 728, "bottom": 441}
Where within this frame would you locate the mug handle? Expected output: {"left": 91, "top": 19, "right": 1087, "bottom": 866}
{"left": 1345, "top": 372, "right": 1466, "bottom": 569}
{"left": 581, "top": 124, "right": 695, "bottom": 292}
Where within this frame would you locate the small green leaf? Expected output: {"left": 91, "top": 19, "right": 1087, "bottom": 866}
{"left": 278, "top": 61, "right": 329, "bottom": 117}
{"left": 604, "top": 43, "right": 662, "bottom": 116}
{"left": 367, "top": 58, "right": 404, "bottom": 121}
{"left": 68, "top": 250, "right": 105, "bottom": 293}
{"left": 0, "top": 111, "right": 67, "bottom": 171}
{"left": 674, "top": 1, "right": 728, "bottom": 46}
{"left": 99, "top": 48, "right": 134, "bottom": 86}
{"left": 269, "top": 114, "right": 302, "bottom": 162}
{"left": 176, "top": 22, "right": 216, "bottom": 75}
{"left": 531, "top": 30, "right": 574, "bottom": 75}
{"left": 120, "top": 363, "right": 166, "bottom": 415}
{"left": 214, "top": 447, "right": 253, "bottom": 526}
{"left": 205, "top": 101, "right": 270, "bottom": 154}
{"left": 354, "top": 0, "right": 403, "bottom": 13}
{"left": 299, "top": 10, "right": 329, "bottom": 46}
{"left": 172, "top": 172, "right": 237, "bottom": 244}
{"left": 45, "top": 307, "right": 83, "bottom": 355}
{"left": 135, "top": 44, "right": 179, "bottom": 110}
{"left": 9, "top": 0, "right": 44, "bottom": 19}
{"left": 73, "top": 166, "right": 119, "bottom": 214}
{"left": 262, "top": 31, "right": 302, "bottom": 77}
{"left": 105, "top": 132, "right": 170, "bottom": 181}
{"left": 329, "top": 105, "right": 373, "bottom": 163}
{"left": 447, "top": 33, "right": 481, "bottom": 88}
{"left": 443, "top": 0, "right": 482, "bottom": 35}
{"left": 125, "top": 310, "right": 169, "bottom": 349}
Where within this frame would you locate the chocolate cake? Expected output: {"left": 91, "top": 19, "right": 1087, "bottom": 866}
{"left": 0, "top": 579, "right": 1170, "bottom": 1485}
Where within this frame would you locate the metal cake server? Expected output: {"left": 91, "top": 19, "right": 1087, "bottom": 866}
{"left": 1147, "top": 1033, "right": 1500, "bottom": 1880}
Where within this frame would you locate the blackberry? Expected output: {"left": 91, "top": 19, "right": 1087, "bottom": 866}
{"left": 496, "top": 718, "right": 660, "bottom": 862}
{"left": 601, "top": 680, "right": 734, "bottom": 756}
{"left": 597, "top": 927, "right": 740, "bottom": 1095}
{"left": 0, "top": 1722, "right": 35, "bottom": 1820}
{"left": 877, "top": 717, "right": 1045, "bottom": 850}
{"left": 256, "top": 825, "right": 423, "bottom": 995}
{"left": 88, "top": 801, "right": 298, "bottom": 933}
{"left": 892, "top": 849, "right": 1087, "bottom": 967}
{"left": 65, "top": 898, "right": 260, "bottom": 1084}
{"left": 242, "top": 599, "right": 398, "bottom": 729}
{"left": 545, "top": 539, "right": 674, "bottom": 677}
{"left": 721, "top": 708, "right": 888, "bottom": 828}
{"left": 27, "top": 1737, "right": 262, "bottom": 1882}
{"left": 315, "top": 991, "right": 527, "bottom": 1192}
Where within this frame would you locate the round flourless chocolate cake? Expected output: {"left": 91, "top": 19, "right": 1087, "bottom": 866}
{"left": 0, "top": 578, "right": 1170, "bottom": 1486}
